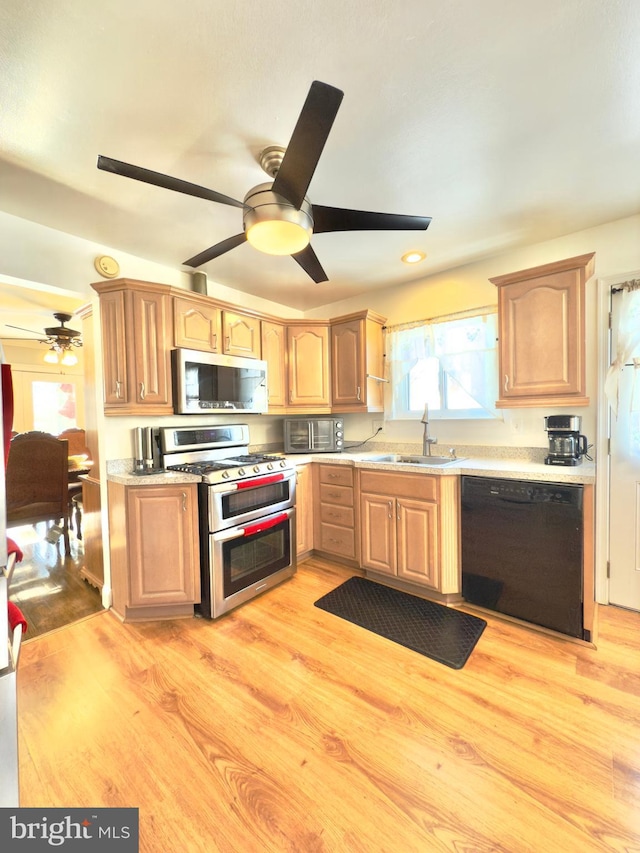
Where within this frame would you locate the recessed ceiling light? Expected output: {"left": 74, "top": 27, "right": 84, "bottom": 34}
{"left": 401, "top": 250, "right": 426, "bottom": 264}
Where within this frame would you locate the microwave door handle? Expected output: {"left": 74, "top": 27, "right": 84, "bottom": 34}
{"left": 308, "top": 422, "right": 313, "bottom": 450}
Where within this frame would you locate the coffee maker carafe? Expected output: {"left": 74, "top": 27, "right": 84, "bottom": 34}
{"left": 544, "top": 415, "right": 588, "bottom": 466}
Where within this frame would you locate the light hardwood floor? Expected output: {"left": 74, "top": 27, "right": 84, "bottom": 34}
{"left": 16, "top": 557, "right": 640, "bottom": 852}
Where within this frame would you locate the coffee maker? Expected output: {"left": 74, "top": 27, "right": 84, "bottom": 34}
{"left": 544, "top": 415, "right": 588, "bottom": 466}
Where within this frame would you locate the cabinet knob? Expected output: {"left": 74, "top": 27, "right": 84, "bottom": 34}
{"left": 139, "top": 381, "right": 146, "bottom": 400}
{"left": 388, "top": 500, "right": 393, "bottom": 519}
{"left": 356, "top": 386, "right": 361, "bottom": 401}
{"left": 504, "top": 374, "right": 509, "bottom": 392}
{"left": 182, "top": 492, "right": 187, "bottom": 512}
{"left": 115, "top": 379, "right": 122, "bottom": 399}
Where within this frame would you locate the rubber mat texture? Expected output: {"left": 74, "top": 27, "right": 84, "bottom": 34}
{"left": 314, "top": 576, "right": 486, "bottom": 670}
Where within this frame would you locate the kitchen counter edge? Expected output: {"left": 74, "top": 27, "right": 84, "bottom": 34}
{"left": 289, "top": 452, "right": 596, "bottom": 485}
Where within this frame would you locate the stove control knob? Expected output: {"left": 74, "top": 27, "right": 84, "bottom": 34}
{"left": 280, "top": 460, "right": 287, "bottom": 468}
{"left": 253, "top": 465, "right": 260, "bottom": 473}
{"left": 267, "top": 463, "right": 274, "bottom": 470}
{"left": 238, "top": 467, "right": 245, "bottom": 476}
{"left": 222, "top": 471, "right": 230, "bottom": 479}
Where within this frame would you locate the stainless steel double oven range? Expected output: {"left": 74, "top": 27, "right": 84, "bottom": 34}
{"left": 158, "top": 423, "right": 296, "bottom": 619}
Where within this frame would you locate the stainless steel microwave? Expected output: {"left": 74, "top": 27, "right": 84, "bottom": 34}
{"left": 284, "top": 417, "right": 344, "bottom": 453}
{"left": 171, "top": 348, "right": 268, "bottom": 414}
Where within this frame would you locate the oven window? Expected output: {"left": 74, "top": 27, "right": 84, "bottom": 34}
{"left": 222, "top": 481, "right": 291, "bottom": 519}
{"left": 222, "top": 518, "right": 291, "bottom": 596}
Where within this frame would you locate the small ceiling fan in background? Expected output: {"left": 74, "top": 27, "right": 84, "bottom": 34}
{"left": 97, "top": 80, "right": 432, "bottom": 283}
{"left": 4, "top": 312, "right": 83, "bottom": 365}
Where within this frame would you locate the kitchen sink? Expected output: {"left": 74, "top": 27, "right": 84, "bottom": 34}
{"left": 366, "top": 453, "right": 464, "bottom": 466}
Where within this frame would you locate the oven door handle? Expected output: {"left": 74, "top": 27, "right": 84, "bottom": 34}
{"left": 241, "top": 512, "right": 290, "bottom": 537}
{"left": 236, "top": 473, "right": 285, "bottom": 490}
{"left": 209, "top": 472, "right": 287, "bottom": 493}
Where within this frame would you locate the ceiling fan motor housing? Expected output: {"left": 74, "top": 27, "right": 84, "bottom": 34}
{"left": 243, "top": 183, "right": 314, "bottom": 255}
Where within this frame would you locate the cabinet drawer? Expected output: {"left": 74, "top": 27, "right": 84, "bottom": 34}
{"left": 320, "top": 503, "right": 355, "bottom": 527}
{"left": 318, "top": 523, "right": 357, "bottom": 559}
{"left": 319, "top": 483, "right": 354, "bottom": 507}
{"left": 318, "top": 465, "right": 354, "bottom": 487}
{"left": 359, "top": 471, "right": 438, "bottom": 501}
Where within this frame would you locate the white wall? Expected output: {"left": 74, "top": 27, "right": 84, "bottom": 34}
{"left": 3, "top": 207, "right": 640, "bottom": 457}
{"left": 319, "top": 214, "right": 640, "bottom": 453}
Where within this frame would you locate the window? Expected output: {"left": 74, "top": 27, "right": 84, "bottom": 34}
{"left": 32, "top": 380, "right": 78, "bottom": 433}
{"left": 387, "top": 308, "right": 498, "bottom": 420}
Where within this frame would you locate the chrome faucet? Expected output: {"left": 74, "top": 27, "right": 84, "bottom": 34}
{"left": 421, "top": 404, "right": 437, "bottom": 456}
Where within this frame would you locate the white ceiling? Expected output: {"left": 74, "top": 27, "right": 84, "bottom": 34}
{"left": 0, "top": 0, "right": 639, "bottom": 314}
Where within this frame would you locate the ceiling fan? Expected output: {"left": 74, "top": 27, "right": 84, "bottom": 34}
{"left": 97, "top": 80, "right": 432, "bottom": 283}
{"left": 4, "top": 312, "right": 82, "bottom": 365}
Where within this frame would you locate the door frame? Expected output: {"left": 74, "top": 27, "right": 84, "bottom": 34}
{"left": 595, "top": 269, "right": 640, "bottom": 604}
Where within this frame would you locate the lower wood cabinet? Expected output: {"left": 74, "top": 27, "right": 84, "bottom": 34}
{"left": 314, "top": 464, "right": 358, "bottom": 565}
{"left": 359, "top": 470, "right": 460, "bottom": 597}
{"left": 107, "top": 481, "right": 201, "bottom": 621}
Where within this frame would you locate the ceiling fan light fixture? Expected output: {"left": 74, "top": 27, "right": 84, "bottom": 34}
{"left": 243, "top": 184, "right": 313, "bottom": 256}
{"left": 44, "top": 347, "right": 59, "bottom": 364}
{"left": 61, "top": 350, "right": 78, "bottom": 366}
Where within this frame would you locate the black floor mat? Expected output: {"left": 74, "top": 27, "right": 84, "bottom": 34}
{"left": 314, "top": 576, "right": 486, "bottom": 670}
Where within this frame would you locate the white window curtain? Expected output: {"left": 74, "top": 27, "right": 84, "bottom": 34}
{"left": 386, "top": 309, "right": 498, "bottom": 419}
{"left": 604, "top": 283, "right": 640, "bottom": 417}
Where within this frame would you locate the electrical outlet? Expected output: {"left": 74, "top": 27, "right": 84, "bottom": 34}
{"left": 372, "top": 419, "right": 384, "bottom": 433}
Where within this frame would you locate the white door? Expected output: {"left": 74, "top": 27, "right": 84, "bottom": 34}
{"left": 608, "top": 287, "right": 640, "bottom": 609}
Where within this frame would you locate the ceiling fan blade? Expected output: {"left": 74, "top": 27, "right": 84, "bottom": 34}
{"left": 271, "top": 81, "right": 344, "bottom": 210}
{"left": 292, "top": 245, "right": 329, "bottom": 283}
{"left": 5, "top": 323, "right": 43, "bottom": 336}
{"left": 183, "top": 233, "right": 247, "bottom": 268}
{"left": 97, "top": 156, "right": 245, "bottom": 209}
{"left": 312, "top": 205, "right": 432, "bottom": 234}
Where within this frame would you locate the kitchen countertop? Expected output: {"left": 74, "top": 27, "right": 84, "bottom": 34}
{"left": 289, "top": 451, "right": 596, "bottom": 485}
{"left": 106, "top": 451, "right": 596, "bottom": 486}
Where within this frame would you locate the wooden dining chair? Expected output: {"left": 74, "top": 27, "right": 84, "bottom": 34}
{"left": 6, "top": 431, "right": 70, "bottom": 555}
{"left": 58, "top": 428, "right": 91, "bottom": 539}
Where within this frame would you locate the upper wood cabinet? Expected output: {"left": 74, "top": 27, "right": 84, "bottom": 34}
{"left": 331, "top": 310, "right": 386, "bottom": 412}
{"left": 287, "top": 322, "right": 331, "bottom": 412}
{"left": 92, "top": 279, "right": 173, "bottom": 415}
{"left": 222, "top": 310, "right": 262, "bottom": 358}
{"left": 173, "top": 293, "right": 222, "bottom": 352}
{"left": 491, "top": 252, "right": 595, "bottom": 408}
{"left": 261, "top": 320, "right": 287, "bottom": 411}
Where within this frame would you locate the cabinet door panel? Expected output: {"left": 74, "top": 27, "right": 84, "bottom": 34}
{"left": 262, "top": 321, "right": 287, "bottom": 410}
{"left": 360, "top": 494, "right": 395, "bottom": 575}
{"left": 131, "top": 290, "right": 171, "bottom": 406}
{"left": 127, "top": 486, "right": 199, "bottom": 606}
{"left": 331, "top": 319, "right": 363, "bottom": 406}
{"left": 397, "top": 499, "right": 439, "bottom": 589}
{"left": 288, "top": 325, "right": 330, "bottom": 407}
{"left": 100, "top": 290, "right": 128, "bottom": 405}
{"left": 174, "top": 297, "right": 221, "bottom": 352}
{"left": 501, "top": 274, "right": 578, "bottom": 397}
{"left": 223, "top": 311, "right": 261, "bottom": 358}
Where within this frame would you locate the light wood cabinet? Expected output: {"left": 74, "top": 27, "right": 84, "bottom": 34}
{"left": 288, "top": 323, "right": 331, "bottom": 411}
{"left": 174, "top": 293, "right": 222, "bottom": 352}
{"left": 295, "top": 463, "right": 314, "bottom": 559}
{"left": 92, "top": 279, "right": 173, "bottom": 415}
{"left": 261, "top": 320, "right": 287, "bottom": 411}
{"left": 314, "top": 464, "right": 358, "bottom": 565}
{"left": 491, "top": 252, "right": 595, "bottom": 408}
{"left": 359, "top": 470, "right": 460, "bottom": 597}
{"left": 222, "top": 310, "right": 262, "bottom": 358}
{"left": 331, "top": 310, "right": 386, "bottom": 412}
{"left": 107, "top": 481, "right": 201, "bottom": 622}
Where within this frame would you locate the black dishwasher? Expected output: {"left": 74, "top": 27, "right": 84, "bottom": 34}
{"left": 461, "top": 476, "right": 584, "bottom": 639}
